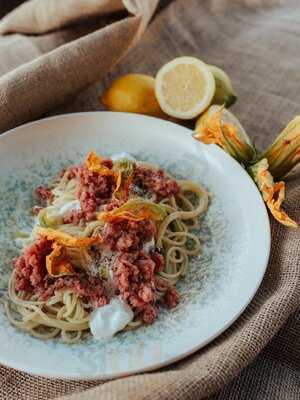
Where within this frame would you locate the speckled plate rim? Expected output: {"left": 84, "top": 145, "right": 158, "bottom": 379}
{"left": 0, "top": 112, "right": 271, "bottom": 380}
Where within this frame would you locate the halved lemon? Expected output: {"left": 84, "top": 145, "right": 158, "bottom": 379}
{"left": 155, "top": 57, "right": 215, "bottom": 119}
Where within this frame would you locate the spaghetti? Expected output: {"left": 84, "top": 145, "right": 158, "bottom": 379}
{"left": 6, "top": 152, "right": 209, "bottom": 342}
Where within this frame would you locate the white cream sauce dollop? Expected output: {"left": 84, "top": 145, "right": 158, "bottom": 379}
{"left": 89, "top": 298, "right": 134, "bottom": 340}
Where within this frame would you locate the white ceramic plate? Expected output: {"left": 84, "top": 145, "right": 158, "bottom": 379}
{"left": 0, "top": 112, "right": 270, "bottom": 380}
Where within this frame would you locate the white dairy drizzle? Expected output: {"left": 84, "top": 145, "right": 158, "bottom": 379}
{"left": 89, "top": 298, "right": 134, "bottom": 340}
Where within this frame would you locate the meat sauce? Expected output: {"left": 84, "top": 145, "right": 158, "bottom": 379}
{"left": 20, "top": 157, "right": 180, "bottom": 323}
{"left": 63, "top": 160, "right": 115, "bottom": 224}
{"left": 102, "top": 219, "right": 156, "bottom": 252}
{"left": 113, "top": 251, "right": 164, "bottom": 323}
{"left": 14, "top": 238, "right": 108, "bottom": 306}
{"left": 132, "top": 165, "right": 180, "bottom": 200}
{"left": 58, "top": 160, "right": 179, "bottom": 223}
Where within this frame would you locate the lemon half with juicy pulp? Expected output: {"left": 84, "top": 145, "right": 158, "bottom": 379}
{"left": 155, "top": 57, "right": 216, "bottom": 119}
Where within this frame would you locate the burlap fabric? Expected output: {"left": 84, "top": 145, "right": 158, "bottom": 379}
{"left": 0, "top": 0, "right": 159, "bottom": 133}
{"left": 0, "top": 0, "right": 299, "bottom": 399}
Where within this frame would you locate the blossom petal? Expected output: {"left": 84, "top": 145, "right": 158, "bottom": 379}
{"left": 46, "top": 242, "right": 75, "bottom": 277}
{"left": 85, "top": 151, "right": 116, "bottom": 177}
{"left": 248, "top": 159, "right": 297, "bottom": 228}
{"left": 98, "top": 198, "right": 166, "bottom": 222}
{"left": 36, "top": 227, "right": 102, "bottom": 247}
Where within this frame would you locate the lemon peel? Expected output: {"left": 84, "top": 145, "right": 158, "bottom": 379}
{"left": 102, "top": 74, "right": 163, "bottom": 117}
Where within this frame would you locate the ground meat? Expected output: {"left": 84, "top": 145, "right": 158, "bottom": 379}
{"left": 136, "top": 258, "right": 155, "bottom": 281}
{"left": 103, "top": 198, "right": 124, "bottom": 212}
{"left": 14, "top": 239, "right": 108, "bottom": 307}
{"left": 77, "top": 166, "right": 115, "bottom": 215}
{"left": 151, "top": 251, "right": 165, "bottom": 273}
{"left": 154, "top": 277, "right": 180, "bottom": 309}
{"left": 142, "top": 304, "right": 158, "bottom": 324}
{"left": 62, "top": 159, "right": 112, "bottom": 177}
{"left": 72, "top": 275, "right": 108, "bottom": 306}
{"left": 63, "top": 210, "right": 95, "bottom": 225}
{"left": 115, "top": 233, "right": 139, "bottom": 252}
{"left": 163, "top": 287, "right": 180, "bottom": 309}
{"left": 101, "top": 158, "right": 113, "bottom": 169}
{"left": 138, "top": 283, "right": 155, "bottom": 303}
{"left": 132, "top": 165, "right": 180, "bottom": 200}
{"left": 35, "top": 186, "right": 54, "bottom": 203}
{"left": 113, "top": 250, "right": 164, "bottom": 324}
{"left": 42, "top": 275, "right": 108, "bottom": 307}
{"left": 61, "top": 165, "right": 80, "bottom": 180}
{"left": 102, "top": 219, "right": 156, "bottom": 252}
{"left": 32, "top": 206, "right": 43, "bottom": 216}
{"left": 14, "top": 238, "right": 53, "bottom": 293}
{"left": 62, "top": 161, "right": 115, "bottom": 224}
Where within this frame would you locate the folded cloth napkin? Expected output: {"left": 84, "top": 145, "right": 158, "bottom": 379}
{"left": 0, "top": 1, "right": 300, "bottom": 400}
{"left": 0, "top": 0, "right": 158, "bottom": 133}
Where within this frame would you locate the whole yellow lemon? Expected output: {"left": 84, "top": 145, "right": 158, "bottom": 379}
{"left": 101, "top": 74, "right": 164, "bottom": 117}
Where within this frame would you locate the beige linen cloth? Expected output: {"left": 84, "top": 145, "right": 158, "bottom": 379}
{"left": 0, "top": 0, "right": 299, "bottom": 399}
